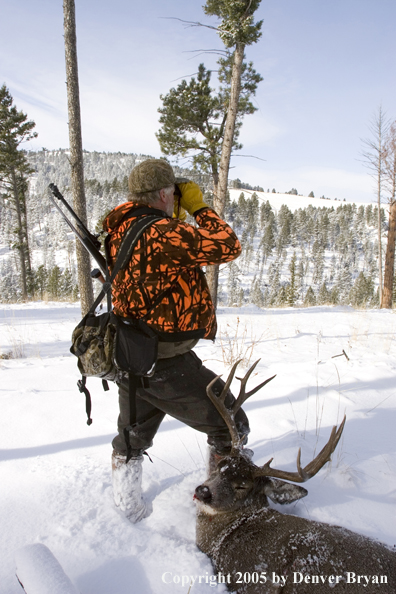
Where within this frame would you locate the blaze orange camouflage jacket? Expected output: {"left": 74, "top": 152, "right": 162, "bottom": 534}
{"left": 102, "top": 203, "right": 241, "bottom": 341}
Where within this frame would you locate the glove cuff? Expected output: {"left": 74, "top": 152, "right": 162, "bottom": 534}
{"left": 193, "top": 205, "right": 210, "bottom": 217}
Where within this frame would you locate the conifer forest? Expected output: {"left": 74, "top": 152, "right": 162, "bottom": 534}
{"left": 0, "top": 149, "right": 388, "bottom": 308}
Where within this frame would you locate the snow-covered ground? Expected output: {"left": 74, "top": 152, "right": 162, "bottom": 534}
{"left": 228, "top": 189, "right": 371, "bottom": 211}
{"left": 1, "top": 302, "right": 395, "bottom": 593}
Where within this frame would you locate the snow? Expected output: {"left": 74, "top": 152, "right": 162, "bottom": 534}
{"left": 1, "top": 301, "right": 396, "bottom": 593}
{"left": 228, "top": 188, "right": 371, "bottom": 212}
{"left": 15, "top": 544, "right": 78, "bottom": 594}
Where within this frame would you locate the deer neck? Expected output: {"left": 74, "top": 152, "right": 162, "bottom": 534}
{"left": 196, "top": 499, "right": 275, "bottom": 556}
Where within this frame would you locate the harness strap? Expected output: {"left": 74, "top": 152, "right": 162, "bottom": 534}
{"left": 123, "top": 374, "right": 140, "bottom": 462}
{"left": 77, "top": 377, "right": 93, "bottom": 425}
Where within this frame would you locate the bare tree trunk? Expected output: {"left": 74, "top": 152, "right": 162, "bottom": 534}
{"left": 11, "top": 169, "right": 28, "bottom": 300}
{"left": 63, "top": 0, "right": 93, "bottom": 316}
{"left": 381, "top": 201, "right": 396, "bottom": 308}
{"left": 212, "top": 169, "right": 219, "bottom": 204}
{"left": 207, "top": 43, "right": 245, "bottom": 306}
{"left": 205, "top": 265, "right": 218, "bottom": 307}
{"left": 216, "top": 43, "right": 245, "bottom": 218}
{"left": 20, "top": 182, "right": 33, "bottom": 294}
{"left": 361, "top": 106, "right": 389, "bottom": 306}
{"left": 377, "top": 170, "right": 383, "bottom": 305}
{"left": 375, "top": 107, "right": 386, "bottom": 306}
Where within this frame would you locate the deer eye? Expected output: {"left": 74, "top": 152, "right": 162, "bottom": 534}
{"left": 235, "top": 483, "right": 249, "bottom": 490}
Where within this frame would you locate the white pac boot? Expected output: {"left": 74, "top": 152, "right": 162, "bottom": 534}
{"left": 111, "top": 452, "right": 151, "bottom": 523}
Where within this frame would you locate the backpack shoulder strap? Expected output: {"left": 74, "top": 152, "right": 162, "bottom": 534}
{"left": 88, "top": 213, "right": 166, "bottom": 315}
{"left": 113, "top": 213, "right": 165, "bottom": 273}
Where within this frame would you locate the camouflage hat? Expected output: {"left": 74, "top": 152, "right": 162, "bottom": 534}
{"left": 128, "top": 159, "right": 176, "bottom": 193}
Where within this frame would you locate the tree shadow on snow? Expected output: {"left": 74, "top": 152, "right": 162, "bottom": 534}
{"left": 0, "top": 434, "right": 113, "bottom": 461}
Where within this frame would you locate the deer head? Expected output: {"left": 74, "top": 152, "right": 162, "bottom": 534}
{"left": 194, "top": 360, "right": 346, "bottom": 514}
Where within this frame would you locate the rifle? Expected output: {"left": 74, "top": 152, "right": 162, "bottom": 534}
{"left": 48, "top": 183, "right": 106, "bottom": 277}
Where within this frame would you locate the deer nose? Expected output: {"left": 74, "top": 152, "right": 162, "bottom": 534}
{"left": 195, "top": 484, "right": 212, "bottom": 503}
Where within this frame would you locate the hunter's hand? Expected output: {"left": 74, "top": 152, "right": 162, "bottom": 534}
{"left": 176, "top": 180, "right": 209, "bottom": 216}
{"left": 172, "top": 200, "right": 187, "bottom": 221}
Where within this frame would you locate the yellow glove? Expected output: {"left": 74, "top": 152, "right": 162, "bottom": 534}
{"left": 172, "top": 199, "right": 187, "bottom": 221}
{"left": 175, "top": 180, "right": 209, "bottom": 216}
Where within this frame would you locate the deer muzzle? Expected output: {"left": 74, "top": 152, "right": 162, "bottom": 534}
{"left": 194, "top": 484, "right": 212, "bottom": 503}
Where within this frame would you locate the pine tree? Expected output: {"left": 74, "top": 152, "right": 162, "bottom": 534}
{"left": 157, "top": 55, "right": 262, "bottom": 306}
{"left": 296, "top": 257, "right": 306, "bottom": 294}
{"left": 0, "top": 85, "right": 37, "bottom": 300}
{"left": 238, "top": 192, "right": 248, "bottom": 219}
{"left": 312, "top": 240, "right": 325, "bottom": 286}
{"left": 304, "top": 286, "right": 316, "bottom": 306}
{"left": 277, "top": 204, "right": 293, "bottom": 251}
{"left": 202, "top": 0, "right": 263, "bottom": 305}
{"left": 259, "top": 200, "right": 273, "bottom": 228}
{"left": 258, "top": 223, "right": 275, "bottom": 272}
{"left": 286, "top": 251, "right": 298, "bottom": 306}
{"left": 227, "top": 261, "right": 240, "bottom": 305}
{"left": 203, "top": 0, "right": 263, "bottom": 212}
{"left": 246, "top": 192, "right": 259, "bottom": 235}
{"left": 267, "top": 261, "right": 281, "bottom": 306}
{"left": 336, "top": 259, "right": 353, "bottom": 303}
{"left": 61, "top": 268, "right": 74, "bottom": 300}
{"left": 157, "top": 59, "right": 261, "bottom": 203}
{"left": 275, "top": 285, "right": 287, "bottom": 307}
{"left": 349, "top": 272, "right": 373, "bottom": 308}
{"left": 237, "top": 286, "right": 244, "bottom": 307}
{"left": 365, "top": 204, "right": 374, "bottom": 226}
{"left": 329, "top": 254, "right": 337, "bottom": 282}
{"left": 47, "top": 266, "right": 63, "bottom": 300}
{"left": 317, "top": 281, "right": 331, "bottom": 305}
{"left": 250, "top": 277, "right": 264, "bottom": 307}
{"left": 0, "top": 258, "right": 19, "bottom": 302}
{"left": 34, "top": 265, "right": 48, "bottom": 300}
{"left": 330, "top": 286, "right": 339, "bottom": 305}
{"left": 355, "top": 205, "right": 366, "bottom": 240}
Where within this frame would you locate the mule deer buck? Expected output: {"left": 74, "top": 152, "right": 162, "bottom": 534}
{"left": 195, "top": 361, "right": 396, "bottom": 593}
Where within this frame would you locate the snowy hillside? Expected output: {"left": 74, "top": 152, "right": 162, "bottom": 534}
{"left": 1, "top": 302, "right": 395, "bottom": 593}
{"left": 228, "top": 189, "right": 370, "bottom": 212}
{"left": 1, "top": 149, "right": 385, "bottom": 308}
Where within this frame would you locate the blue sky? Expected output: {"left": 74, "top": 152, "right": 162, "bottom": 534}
{"left": 1, "top": 0, "right": 396, "bottom": 202}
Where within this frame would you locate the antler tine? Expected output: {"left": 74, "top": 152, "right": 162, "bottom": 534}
{"left": 233, "top": 359, "right": 260, "bottom": 410}
{"left": 303, "top": 415, "right": 346, "bottom": 477}
{"left": 233, "top": 359, "right": 276, "bottom": 413}
{"left": 206, "top": 360, "right": 277, "bottom": 452}
{"left": 221, "top": 359, "right": 243, "bottom": 404}
{"left": 254, "top": 415, "right": 346, "bottom": 483}
{"left": 206, "top": 371, "right": 242, "bottom": 451}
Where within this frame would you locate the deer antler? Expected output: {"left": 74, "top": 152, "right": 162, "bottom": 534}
{"left": 254, "top": 415, "right": 346, "bottom": 483}
{"left": 206, "top": 360, "right": 276, "bottom": 452}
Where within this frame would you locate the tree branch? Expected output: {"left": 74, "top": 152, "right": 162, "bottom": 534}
{"left": 160, "top": 17, "right": 219, "bottom": 32}
{"left": 184, "top": 48, "right": 227, "bottom": 54}
{"left": 231, "top": 153, "right": 266, "bottom": 162}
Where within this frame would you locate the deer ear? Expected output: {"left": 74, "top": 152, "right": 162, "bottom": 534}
{"left": 263, "top": 478, "right": 308, "bottom": 505}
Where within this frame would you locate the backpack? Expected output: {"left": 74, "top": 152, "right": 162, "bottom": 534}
{"left": 70, "top": 208, "right": 166, "bottom": 426}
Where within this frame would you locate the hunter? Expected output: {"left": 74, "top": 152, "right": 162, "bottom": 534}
{"left": 103, "top": 159, "right": 250, "bottom": 522}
